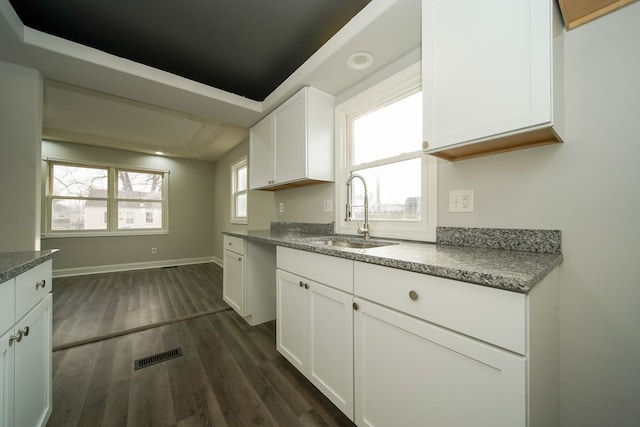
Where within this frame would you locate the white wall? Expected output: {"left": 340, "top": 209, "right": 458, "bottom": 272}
{"left": 0, "top": 61, "right": 42, "bottom": 251}
{"left": 212, "top": 140, "right": 277, "bottom": 260}
{"left": 442, "top": 6, "right": 640, "bottom": 426}
{"left": 41, "top": 141, "right": 217, "bottom": 273}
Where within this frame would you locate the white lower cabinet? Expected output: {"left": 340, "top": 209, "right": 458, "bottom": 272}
{"left": 353, "top": 297, "right": 525, "bottom": 426}
{"left": 223, "top": 236, "right": 276, "bottom": 326}
{"left": 13, "top": 296, "right": 52, "bottom": 427}
{"left": 0, "top": 326, "right": 15, "bottom": 427}
{"left": 0, "top": 260, "right": 53, "bottom": 427}
{"left": 275, "top": 248, "right": 559, "bottom": 426}
{"left": 276, "top": 269, "right": 354, "bottom": 419}
{"left": 276, "top": 247, "right": 354, "bottom": 419}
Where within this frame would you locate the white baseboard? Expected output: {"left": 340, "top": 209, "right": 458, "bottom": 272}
{"left": 53, "top": 256, "right": 218, "bottom": 278}
{"left": 212, "top": 256, "right": 223, "bottom": 267}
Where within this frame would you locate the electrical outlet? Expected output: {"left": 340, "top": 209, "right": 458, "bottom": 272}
{"left": 449, "top": 190, "right": 474, "bottom": 212}
{"left": 279, "top": 202, "right": 284, "bottom": 213}
{"left": 323, "top": 199, "right": 333, "bottom": 213}
{"left": 151, "top": 247, "right": 157, "bottom": 255}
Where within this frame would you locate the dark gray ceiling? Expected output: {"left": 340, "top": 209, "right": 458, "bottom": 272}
{"left": 8, "top": 0, "right": 371, "bottom": 101}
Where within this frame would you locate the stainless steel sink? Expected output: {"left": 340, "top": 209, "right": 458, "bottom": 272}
{"left": 308, "top": 239, "right": 394, "bottom": 249}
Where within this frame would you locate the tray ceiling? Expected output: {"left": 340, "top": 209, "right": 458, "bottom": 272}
{"left": 9, "top": 0, "right": 371, "bottom": 101}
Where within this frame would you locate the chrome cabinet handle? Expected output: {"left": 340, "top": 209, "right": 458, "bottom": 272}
{"left": 9, "top": 330, "right": 23, "bottom": 345}
{"left": 299, "top": 281, "right": 304, "bottom": 287}
{"left": 352, "top": 302, "right": 359, "bottom": 311}
{"left": 304, "top": 283, "right": 309, "bottom": 289}
{"left": 409, "top": 290, "right": 418, "bottom": 301}
{"left": 20, "top": 326, "right": 30, "bottom": 337}
{"left": 36, "top": 279, "right": 46, "bottom": 290}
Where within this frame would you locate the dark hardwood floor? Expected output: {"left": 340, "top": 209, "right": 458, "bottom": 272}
{"left": 48, "top": 264, "right": 354, "bottom": 427}
{"left": 52, "top": 263, "right": 228, "bottom": 350}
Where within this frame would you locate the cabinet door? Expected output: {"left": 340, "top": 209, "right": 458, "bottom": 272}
{"left": 274, "top": 90, "right": 307, "bottom": 184}
{"left": 423, "top": 0, "right": 553, "bottom": 150}
{"left": 249, "top": 116, "right": 274, "bottom": 189}
{"left": 275, "top": 270, "right": 308, "bottom": 373}
{"left": 14, "top": 294, "right": 52, "bottom": 427}
{"left": 354, "top": 298, "right": 525, "bottom": 427}
{"left": 223, "top": 250, "right": 245, "bottom": 316}
{"left": 308, "top": 281, "right": 354, "bottom": 419}
{"left": 0, "top": 328, "right": 15, "bottom": 427}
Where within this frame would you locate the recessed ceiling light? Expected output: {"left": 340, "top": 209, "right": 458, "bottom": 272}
{"left": 347, "top": 52, "right": 374, "bottom": 71}
{"left": 155, "top": 151, "right": 164, "bottom": 156}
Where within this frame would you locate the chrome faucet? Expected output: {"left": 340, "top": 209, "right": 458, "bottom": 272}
{"left": 345, "top": 173, "right": 370, "bottom": 240}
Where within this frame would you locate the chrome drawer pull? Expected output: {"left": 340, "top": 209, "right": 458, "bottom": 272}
{"left": 36, "top": 279, "right": 46, "bottom": 290}
{"left": 353, "top": 302, "right": 359, "bottom": 311}
{"left": 19, "top": 326, "right": 30, "bottom": 337}
{"left": 299, "top": 281, "right": 304, "bottom": 287}
{"left": 409, "top": 290, "right": 419, "bottom": 301}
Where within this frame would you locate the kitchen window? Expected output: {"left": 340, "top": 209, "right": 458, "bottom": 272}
{"left": 231, "top": 157, "right": 248, "bottom": 224}
{"left": 44, "top": 161, "right": 169, "bottom": 237}
{"left": 335, "top": 63, "right": 437, "bottom": 241}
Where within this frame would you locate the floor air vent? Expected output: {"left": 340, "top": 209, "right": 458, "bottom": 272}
{"left": 134, "top": 347, "right": 183, "bottom": 370}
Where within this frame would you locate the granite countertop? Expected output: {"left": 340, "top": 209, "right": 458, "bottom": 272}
{"left": 224, "top": 225, "right": 563, "bottom": 294}
{"left": 0, "top": 250, "right": 59, "bottom": 283}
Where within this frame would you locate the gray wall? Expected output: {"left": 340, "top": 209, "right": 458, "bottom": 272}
{"left": 41, "top": 141, "right": 217, "bottom": 272}
{"left": 213, "top": 5, "right": 640, "bottom": 425}
{"left": 0, "top": 61, "right": 42, "bottom": 251}
{"left": 212, "top": 140, "right": 277, "bottom": 260}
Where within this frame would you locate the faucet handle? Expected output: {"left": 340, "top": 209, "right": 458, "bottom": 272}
{"left": 356, "top": 220, "right": 369, "bottom": 237}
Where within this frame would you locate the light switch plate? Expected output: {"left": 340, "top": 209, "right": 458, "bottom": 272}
{"left": 323, "top": 199, "right": 333, "bottom": 213}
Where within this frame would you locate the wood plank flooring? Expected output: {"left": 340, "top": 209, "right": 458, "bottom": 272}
{"left": 52, "top": 263, "right": 228, "bottom": 350}
{"left": 48, "top": 263, "right": 355, "bottom": 427}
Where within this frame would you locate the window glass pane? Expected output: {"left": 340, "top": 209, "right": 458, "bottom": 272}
{"left": 350, "top": 158, "right": 421, "bottom": 221}
{"left": 118, "top": 201, "right": 162, "bottom": 229}
{"left": 52, "top": 165, "right": 108, "bottom": 197}
{"left": 51, "top": 199, "right": 107, "bottom": 230}
{"left": 118, "top": 171, "right": 163, "bottom": 200}
{"left": 236, "top": 193, "right": 247, "bottom": 218}
{"left": 237, "top": 165, "right": 247, "bottom": 192}
{"left": 352, "top": 91, "right": 422, "bottom": 165}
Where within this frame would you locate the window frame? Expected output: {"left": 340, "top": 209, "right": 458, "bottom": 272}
{"left": 334, "top": 62, "right": 437, "bottom": 242}
{"left": 231, "top": 156, "right": 248, "bottom": 225}
{"left": 43, "top": 159, "right": 169, "bottom": 238}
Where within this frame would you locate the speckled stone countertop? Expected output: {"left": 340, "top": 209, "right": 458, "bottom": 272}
{"left": 0, "top": 250, "right": 59, "bottom": 283}
{"left": 224, "top": 225, "right": 562, "bottom": 293}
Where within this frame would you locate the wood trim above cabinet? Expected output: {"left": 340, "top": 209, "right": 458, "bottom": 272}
{"left": 558, "top": 0, "right": 638, "bottom": 30}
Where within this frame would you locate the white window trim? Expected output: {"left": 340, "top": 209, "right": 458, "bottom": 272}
{"left": 42, "top": 157, "right": 170, "bottom": 238}
{"left": 334, "top": 62, "right": 437, "bottom": 242}
{"left": 231, "top": 156, "right": 248, "bottom": 225}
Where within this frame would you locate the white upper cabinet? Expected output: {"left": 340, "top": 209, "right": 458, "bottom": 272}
{"left": 422, "top": 0, "right": 564, "bottom": 161}
{"left": 248, "top": 116, "right": 274, "bottom": 190}
{"left": 249, "top": 86, "right": 335, "bottom": 190}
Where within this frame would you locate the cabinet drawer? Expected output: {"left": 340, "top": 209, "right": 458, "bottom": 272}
{"left": 224, "top": 235, "right": 246, "bottom": 255}
{"left": 0, "top": 278, "right": 14, "bottom": 335}
{"left": 354, "top": 262, "right": 526, "bottom": 354}
{"left": 15, "top": 260, "right": 52, "bottom": 321}
{"left": 277, "top": 247, "right": 353, "bottom": 293}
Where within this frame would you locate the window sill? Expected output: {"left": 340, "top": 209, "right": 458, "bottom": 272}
{"left": 42, "top": 230, "right": 169, "bottom": 239}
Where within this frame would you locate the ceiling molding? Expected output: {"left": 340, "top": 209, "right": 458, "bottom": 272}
{"left": 43, "top": 128, "right": 206, "bottom": 160}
